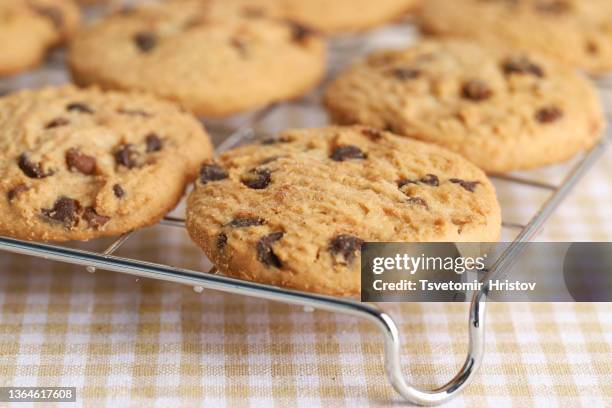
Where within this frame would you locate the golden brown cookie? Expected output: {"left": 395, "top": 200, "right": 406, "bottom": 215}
{"left": 68, "top": 0, "right": 326, "bottom": 117}
{"left": 186, "top": 126, "right": 501, "bottom": 296}
{"left": 0, "top": 0, "right": 80, "bottom": 77}
{"left": 0, "top": 86, "right": 213, "bottom": 242}
{"left": 418, "top": 0, "right": 612, "bottom": 75}
{"left": 209, "top": 0, "right": 421, "bottom": 33}
{"left": 324, "top": 40, "right": 605, "bottom": 173}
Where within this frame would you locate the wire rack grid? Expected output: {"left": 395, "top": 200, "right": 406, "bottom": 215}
{"left": 0, "top": 20, "right": 611, "bottom": 406}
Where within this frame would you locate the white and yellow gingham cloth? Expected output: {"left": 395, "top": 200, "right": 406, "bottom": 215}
{"left": 1, "top": 12, "right": 612, "bottom": 407}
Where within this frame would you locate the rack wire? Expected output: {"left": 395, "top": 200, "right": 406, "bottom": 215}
{"left": 0, "top": 19, "right": 611, "bottom": 406}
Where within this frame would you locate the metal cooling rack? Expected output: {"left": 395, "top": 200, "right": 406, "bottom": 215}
{"left": 0, "top": 17, "right": 611, "bottom": 406}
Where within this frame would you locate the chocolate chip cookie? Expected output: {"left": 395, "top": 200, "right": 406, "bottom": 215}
{"left": 0, "top": 86, "right": 213, "bottom": 242}
{"left": 186, "top": 126, "right": 501, "bottom": 296}
{"left": 324, "top": 40, "right": 605, "bottom": 173}
{"left": 418, "top": 0, "right": 612, "bottom": 75}
{"left": 0, "top": 0, "right": 80, "bottom": 77}
{"left": 204, "top": 0, "right": 420, "bottom": 34}
{"left": 68, "top": 0, "right": 326, "bottom": 118}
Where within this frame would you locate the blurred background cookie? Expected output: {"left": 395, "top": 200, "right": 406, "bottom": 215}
{"left": 68, "top": 0, "right": 326, "bottom": 117}
{"left": 206, "top": 0, "right": 422, "bottom": 34}
{"left": 324, "top": 40, "right": 605, "bottom": 173}
{"left": 0, "top": 0, "right": 80, "bottom": 77}
{"left": 418, "top": 0, "right": 612, "bottom": 75}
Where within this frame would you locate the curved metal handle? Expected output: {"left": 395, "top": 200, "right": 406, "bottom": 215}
{"left": 360, "top": 292, "right": 487, "bottom": 406}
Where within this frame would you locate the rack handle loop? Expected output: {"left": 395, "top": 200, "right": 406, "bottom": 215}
{"left": 361, "top": 292, "right": 486, "bottom": 406}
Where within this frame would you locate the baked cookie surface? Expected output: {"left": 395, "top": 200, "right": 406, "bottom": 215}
{"left": 69, "top": 0, "right": 326, "bottom": 117}
{"left": 186, "top": 126, "right": 501, "bottom": 295}
{"left": 211, "top": 0, "right": 420, "bottom": 33}
{"left": 0, "top": 0, "right": 80, "bottom": 77}
{"left": 324, "top": 40, "right": 604, "bottom": 173}
{"left": 0, "top": 86, "right": 213, "bottom": 242}
{"left": 418, "top": 0, "right": 612, "bottom": 75}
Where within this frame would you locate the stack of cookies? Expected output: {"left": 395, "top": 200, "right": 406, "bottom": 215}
{"left": 0, "top": 0, "right": 606, "bottom": 296}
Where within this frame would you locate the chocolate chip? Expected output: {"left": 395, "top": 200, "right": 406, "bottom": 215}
{"left": 261, "top": 136, "right": 291, "bottom": 145}
{"left": 450, "top": 178, "right": 480, "bottom": 192}
{"left": 397, "top": 179, "right": 415, "bottom": 188}
{"left": 31, "top": 5, "right": 63, "bottom": 29}
{"left": 216, "top": 232, "right": 228, "bottom": 249}
{"left": 183, "top": 15, "right": 208, "bottom": 29}
{"left": 18, "top": 154, "right": 52, "bottom": 179}
{"left": 502, "top": 56, "right": 545, "bottom": 77}
{"left": 113, "top": 184, "right": 125, "bottom": 198}
{"left": 200, "top": 163, "right": 228, "bottom": 184}
{"left": 7, "top": 184, "right": 29, "bottom": 201}
{"left": 134, "top": 31, "right": 157, "bottom": 52}
{"left": 420, "top": 174, "right": 440, "bottom": 186}
{"left": 118, "top": 6, "right": 135, "bottom": 16}
{"left": 230, "top": 38, "right": 248, "bottom": 57}
{"left": 361, "top": 128, "right": 384, "bottom": 141}
{"left": 67, "top": 103, "right": 94, "bottom": 114}
{"left": 227, "top": 217, "right": 266, "bottom": 228}
{"left": 241, "top": 168, "right": 272, "bottom": 189}
{"left": 45, "top": 117, "right": 69, "bottom": 129}
{"left": 384, "top": 123, "right": 398, "bottom": 133}
{"left": 331, "top": 145, "right": 366, "bottom": 162}
{"left": 535, "top": 106, "right": 564, "bottom": 124}
{"left": 117, "top": 108, "right": 151, "bottom": 117}
{"left": 256, "top": 232, "right": 284, "bottom": 268}
{"left": 83, "top": 207, "right": 110, "bottom": 229}
{"left": 66, "top": 148, "right": 96, "bottom": 175}
{"left": 114, "top": 144, "right": 139, "bottom": 169}
{"left": 586, "top": 41, "right": 599, "bottom": 55}
{"left": 406, "top": 197, "right": 428, "bottom": 208}
{"left": 398, "top": 174, "right": 440, "bottom": 188}
{"left": 535, "top": 0, "right": 570, "bottom": 14}
{"left": 145, "top": 133, "right": 163, "bottom": 153}
{"left": 329, "top": 235, "right": 363, "bottom": 265}
{"left": 391, "top": 68, "right": 421, "bottom": 80}
{"left": 42, "top": 197, "right": 80, "bottom": 228}
{"left": 287, "top": 21, "right": 314, "bottom": 44}
{"left": 461, "top": 80, "right": 493, "bottom": 101}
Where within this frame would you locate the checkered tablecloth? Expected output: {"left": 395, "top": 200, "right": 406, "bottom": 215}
{"left": 1, "top": 7, "right": 612, "bottom": 406}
